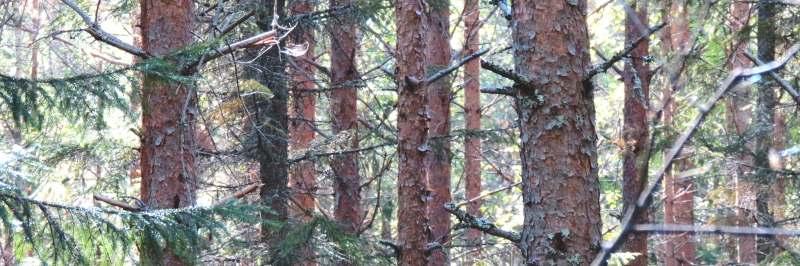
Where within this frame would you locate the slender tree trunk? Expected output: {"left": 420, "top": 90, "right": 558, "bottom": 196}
{"left": 288, "top": 1, "right": 317, "bottom": 265}
{"left": 754, "top": 0, "right": 779, "bottom": 260}
{"left": 138, "top": 0, "right": 196, "bottom": 264}
{"left": 462, "top": 0, "right": 482, "bottom": 261}
{"left": 396, "top": 0, "right": 429, "bottom": 264}
{"left": 725, "top": 1, "right": 757, "bottom": 263}
{"left": 770, "top": 110, "right": 786, "bottom": 245}
{"left": 289, "top": 0, "right": 317, "bottom": 223}
{"left": 424, "top": 1, "right": 452, "bottom": 265}
{"left": 329, "top": 0, "right": 362, "bottom": 236}
{"left": 248, "top": 0, "right": 290, "bottom": 263}
{"left": 511, "top": 1, "right": 602, "bottom": 264}
{"left": 621, "top": 1, "right": 650, "bottom": 265}
{"left": 660, "top": 1, "right": 696, "bottom": 265}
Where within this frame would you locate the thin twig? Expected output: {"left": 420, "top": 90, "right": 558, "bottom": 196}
{"left": 60, "top": 0, "right": 148, "bottom": 58}
{"left": 585, "top": 22, "right": 666, "bottom": 80}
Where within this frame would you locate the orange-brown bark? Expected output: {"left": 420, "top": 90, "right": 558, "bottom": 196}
{"left": 289, "top": 0, "right": 317, "bottom": 223}
{"left": 288, "top": 1, "right": 317, "bottom": 265}
{"left": 621, "top": 1, "right": 651, "bottom": 265}
{"left": 424, "top": 2, "right": 452, "bottom": 265}
{"left": 396, "top": 0, "right": 429, "bottom": 264}
{"left": 726, "top": 1, "right": 757, "bottom": 263}
{"left": 462, "top": 0, "right": 482, "bottom": 261}
{"left": 138, "top": 0, "right": 196, "bottom": 264}
{"left": 329, "top": 0, "right": 362, "bottom": 235}
{"left": 661, "top": 1, "right": 696, "bottom": 265}
{"left": 512, "top": 1, "right": 602, "bottom": 264}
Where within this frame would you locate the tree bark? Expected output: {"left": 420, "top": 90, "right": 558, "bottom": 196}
{"left": 621, "top": 1, "right": 650, "bottom": 265}
{"left": 725, "top": 1, "right": 757, "bottom": 263}
{"left": 660, "top": 1, "right": 696, "bottom": 265}
{"left": 462, "top": 0, "right": 482, "bottom": 262}
{"left": 424, "top": 1, "right": 452, "bottom": 265}
{"left": 329, "top": 0, "right": 362, "bottom": 236}
{"left": 289, "top": 0, "right": 317, "bottom": 224}
{"left": 396, "top": 0, "right": 430, "bottom": 264}
{"left": 288, "top": 1, "right": 317, "bottom": 265}
{"left": 754, "top": 0, "right": 779, "bottom": 260}
{"left": 248, "top": 0, "right": 290, "bottom": 263}
{"left": 138, "top": 0, "right": 196, "bottom": 264}
{"left": 511, "top": 1, "right": 602, "bottom": 264}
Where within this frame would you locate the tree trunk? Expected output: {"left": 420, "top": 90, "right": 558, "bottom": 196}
{"left": 660, "top": 1, "right": 696, "bottom": 265}
{"left": 249, "top": 0, "right": 290, "bottom": 263}
{"left": 754, "top": 0, "right": 779, "bottom": 260}
{"left": 138, "top": 0, "right": 196, "bottom": 264}
{"left": 396, "top": 0, "right": 430, "bottom": 264}
{"left": 289, "top": 0, "right": 317, "bottom": 223}
{"left": 288, "top": 1, "right": 317, "bottom": 265}
{"left": 725, "top": 1, "right": 757, "bottom": 263}
{"left": 424, "top": 1, "right": 452, "bottom": 265}
{"left": 621, "top": 1, "right": 650, "bottom": 265}
{"left": 511, "top": 1, "right": 602, "bottom": 264}
{"left": 462, "top": 0, "right": 482, "bottom": 262}
{"left": 329, "top": 0, "right": 362, "bottom": 236}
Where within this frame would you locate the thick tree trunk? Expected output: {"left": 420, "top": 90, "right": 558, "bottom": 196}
{"left": 288, "top": 1, "right": 317, "bottom": 265}
{"left": 511, "top": 1, "right": 602, "bottom": 264}
{"left": 754, "top": 0, "right": 779, "bottom": 260}
{"left": 138, "top": 0, "right": 196, "bottom": 264}
{"left": 725, "top": 1, "right": 757, "bottom": 263}
{"left": 660, "top": 1, "right": 696, "bottom": 265}
{"left": 396, "top": 0, "right": 429, "bottom": 264}
{"left": 329, "top": 0, "right": 362, "bottom": 236}
{"left": 462, "top": 0, "right": 482, "bottom": 261}
{"left": 621, "top": 1, "right": 650, "bottom": 265}
{"left": 424, "top": 2, "right": 452, "bottom": 265}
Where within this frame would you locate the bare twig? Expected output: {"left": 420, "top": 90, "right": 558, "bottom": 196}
{"left": 480, "top": 86, "right": 515, "bottom": 96}
{"left": 585, "top": 22, "right": 666, "bottom": 80}
{"left": 93, "top": 195, "right": 139, "bottom": 211}
{"left": 743, "top": 51, "right": 800, "bottom": 106}
{"left": 633, "top": 223, "right": 800, "bottom": 237}
{"left": 590, "top": 43, "right": 800, "bottom": 266}
{"left": 480, "top": 60, "right": 529, "bottom": 85}
{"left": 454, "top": 182, "right": 521, "bottom": 208}
{"left": 424, "top": 48, "right": 490, "bottom": 84}
{"left": 60, "top": 0, "right": 149, "bottom": 58}
{"left": 444, "top": 203, "right": 521, "bottom": 243}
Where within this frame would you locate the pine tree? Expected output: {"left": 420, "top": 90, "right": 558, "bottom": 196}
{"left": 512, "top": 1, "right": 602, "bottom": 264}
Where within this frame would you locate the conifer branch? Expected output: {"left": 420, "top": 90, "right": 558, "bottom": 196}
{"left": 590, "top": 42, "right": 800, "bottom": 266}
{"left": 444, "top": 203, "right": 521, "bottom": 243}
{"left": 60, "top": 0, "right": 149, "bottom": 58}
{"left": 585, "top": 22, "right": 666, "bottom": 80}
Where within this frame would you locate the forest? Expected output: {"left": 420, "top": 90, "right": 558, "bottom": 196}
{"left": 0, "top": 0, "right": 799, "bottom": 265}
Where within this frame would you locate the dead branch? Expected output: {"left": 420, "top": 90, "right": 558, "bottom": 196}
{"left": 444, "top": 203, "right": 521, "bottom": 243}
{"left": 590, "top": 42, "right": 800, "bottom": 266}
{"left": 633, "top": 223, "right": 800, "bottom": 237}
{"left": 585, "top": 22, "right": 666, "bottom": 80}
{"left": 743, "top": 51, "right": 800, "bottom": 106}
{"left": 60, "top": 0, "right": 149, "bottom": 58}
